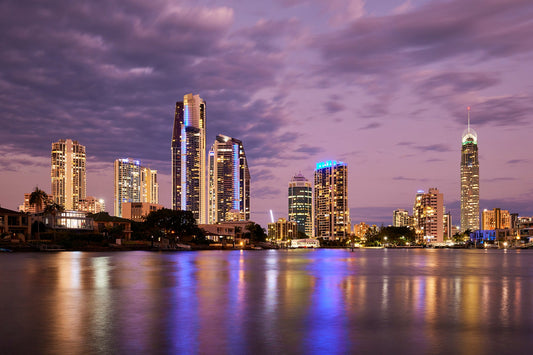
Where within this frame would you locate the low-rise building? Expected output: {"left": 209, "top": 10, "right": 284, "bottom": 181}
{"left": 121, "top": 202, "right": 163, "bottom": 222}
{"left": 0, "top": 207, "right": 31, "bottom": 239}
{"left": 268, "top": 218, "right": 298, "bottom": 241}
{"left": 91, "top": 212, "right": 132, "bottom": 240}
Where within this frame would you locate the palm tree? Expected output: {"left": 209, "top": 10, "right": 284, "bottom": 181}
{"left": 44, "top": 203, "right": 65, "bottom": 240}
{"left": 29, "top": 187, "right": 48, "bottom": 240}
{"left": 29, "top": 187, "right": 48, "bottom": 213}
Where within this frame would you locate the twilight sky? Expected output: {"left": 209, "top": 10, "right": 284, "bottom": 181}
{"left": 1, "top": 0, "right": 533, "bottom": 228}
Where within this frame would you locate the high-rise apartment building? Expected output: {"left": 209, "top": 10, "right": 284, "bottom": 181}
{"left": 288, "top": 173, "right": 312, "bottom": 236}
{"left": 393, "top": 209, "right": 411, "bottom": 227}
{"left": 482, "top": 208, "right": 511, "bottom": 230}
{"left": 114, "top": 158, "right": 158, "bottom": 217}
{"left": 461, "top": 107, "right": 480, "bottom": 231}
{"left": 172, "top": 93, "right": 206, "bottom": 223}
{"left": 413, "top": 188, "right": 444, "bottom": 243}
{"left": 207, "top": 134, "right": 250, "bottom": 224}
{"left": 314, "top": 160, "right": 350, "bottom": 239}
{"left": 51, "top": 139, "right": 86, "bottom": 210}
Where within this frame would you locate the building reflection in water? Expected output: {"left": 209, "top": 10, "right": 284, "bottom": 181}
{"left": 2, "top": 249, "right": 533, "bottom": 354}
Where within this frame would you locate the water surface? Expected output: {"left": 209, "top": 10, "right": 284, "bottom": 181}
{"left": 1, "top": 249, "right": 533, "bottom": 354}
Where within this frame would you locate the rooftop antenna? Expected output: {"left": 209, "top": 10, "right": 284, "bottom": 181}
{"left": 467, "top": 106, "right": 471, "bottom": 131}
{"left": 269, "top": 209, "right": 275, "bottom": 223}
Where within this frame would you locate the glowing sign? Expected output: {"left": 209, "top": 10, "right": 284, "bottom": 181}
{"left": 315, "top": 160, "right": 345, "bottom": 170}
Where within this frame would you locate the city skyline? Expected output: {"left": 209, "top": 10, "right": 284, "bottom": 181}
{"left": 1, "top": 0, "right": 533, "bottom": 228}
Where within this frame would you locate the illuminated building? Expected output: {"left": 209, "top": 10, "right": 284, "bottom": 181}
{"left": 314, "top": 160, "right": 350, "bottom": 239}
{"left": 268, "top": 218, "right": 298, "bottom": 241}
{"left": 444, "top": 212, "right": 452, "bottom": 240}
{"left": 172, "top": 93, "right": 206, "bottom": 223}
{"left": 461, "top": 107, "right": 480, "bottom": 231}
{"left": 353, "top": 222, "right": 370, "bottom": 239}
{"left": 482, "top": 208, "right": 511, "bottom": 230}
{"left": 288, "top": 173, "right": 312, "bottom": 236}
{"left": 114, "top": 158, "right": 158, "bottom": 217}
{"left": 413, "top": 188, "right": 444, "bottom": 243}
{"left": 393, "top": 209, "right": 411, "bottom": 227}
{"left": 20, "top": 192, "right": 53, "bottom": 213}
{"left": 208, "top": 135, "right": 250, "bottom": 223}
{"left": 51, "top": 139, "right": 86, "bottom": 210}
{"left": 78, "top": 196, "right": 105, "bottom": 214}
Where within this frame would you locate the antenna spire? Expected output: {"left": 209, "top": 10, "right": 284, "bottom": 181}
{"left": 467, "top": 106, "right": 471, "bottom": 131}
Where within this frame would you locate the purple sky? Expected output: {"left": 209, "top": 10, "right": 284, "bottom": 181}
{"left": 1, "top": 0, "right": 533, "bottom": 228}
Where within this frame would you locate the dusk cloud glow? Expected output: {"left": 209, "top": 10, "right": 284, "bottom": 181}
{"left": 1, "top": 0, "right": 533, "bottom": 226}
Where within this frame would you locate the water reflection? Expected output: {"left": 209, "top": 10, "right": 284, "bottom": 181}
{"left": 1, "top": 249, "right": 533, "bottom": 354}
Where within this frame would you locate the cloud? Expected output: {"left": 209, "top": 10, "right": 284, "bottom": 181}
{"left": 507, "top": 159, "right": 528, "bottom": 165}
{"left": 360, "top": 122, "right": 380, "bottom": 130}
{"left": 392, "top": 176, "right": 427, "bottom": 182}
{"left": 317, "top": 0, "right": 533, "bottom": 73}
{"left": 324, "top": 100, "right": 346, "bottom": 114}
{"left": 396, "top": 142, "right": 451, "bottom": 152}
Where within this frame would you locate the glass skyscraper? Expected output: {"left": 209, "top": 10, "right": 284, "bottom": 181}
{"left": 288, "top": 173, "right": 312, "bottom": 236}
{"left": 51, "top": 139, "right": 86, "bottom": 211}
{"left": 172, "top": 93, "right": 206, "bottom": 223}
{"left": 460, "top": 108, "right": 480, "bottom": 232}
{"left": 314, "top": 160, "right": 350, "bottom": 239}
{"left": 208, "top": 134, "right": 250, "bottom": 224}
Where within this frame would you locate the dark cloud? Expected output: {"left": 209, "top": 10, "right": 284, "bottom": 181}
{"left": 507, "top": 159, "right": 528, "bottom": 165}
{"left": 0, "top": 0, "right": 292, "bottom": 173}
{"left": 396, "top": 142, "right": 451, "bottom": 152}
{"left": 392, "top": 176, "right": 427, "bottom": 182}
{"left": 324, "top": 100, "right": 346, "bottom": 114}
{"left": 462, "top": 96, "right": 533, "bottom": 127}
{"left": 253, "top": 186, "right": 281, "bottom": 199}
{"left": 315, "top": 0, "right": 533, "bottom": 76}
{"left": 235, "top": 18, "right": 301, "bottom": 53}
{"left": 414, "top": 71, "right": 500, "bottom": 101}
{"left": 484, "top": 177, "right": 517, "bottom": 183}
{"left": 294, "top": 145, "right": 324, "bottom": 155}
{"left": 360, "top": 122, "right": 380, "bottom": 130}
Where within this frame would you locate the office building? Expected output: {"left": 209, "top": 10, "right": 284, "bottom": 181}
{"left": 482, "top": 208, "right": 511, "bottom": 230}
{"left": 51, "top": 139, "right": 86, "bottom": 210}
{"left": 114, "top": 158, "right": 158, "bottom": 217}
{"left": 288, "top": 173, "right": 312, "bottom": 236}
{"left": 314, "top": 160, "right": 350, "bottom": 239}
{"left": 461, "top": 107, "right": 480, "bottom": 231}
{"left": 413, "top": 188, "right": 444, "bottom": 243}
{"left": 208, "top": 135, "right": 250, "bottom": 224}
{"left": 172, "top": 93, "right": 206, "bottom": 223}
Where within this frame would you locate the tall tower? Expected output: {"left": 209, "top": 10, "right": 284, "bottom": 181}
{"left": 51, "top": 139, "right": 86, "bottom": 210}
{"left": 208, "top": 135, "right": 250, "bottom": 224}
{"left": 413, "top": 188, "right": 444, "bottom": 243}
{"left": 172, "top": 93, "right": 207, "bottom": 223}
{"left": 314, "top": 160, "right": 350, "bottom": 239}
{"left": 460, "top": 107, "right": 480, "bottom": 231}
{"left": 114, "top": 158, "right": 158, "bottom": 217}
{"left": 288, "top": 173, "right": 312, "bottom": 236}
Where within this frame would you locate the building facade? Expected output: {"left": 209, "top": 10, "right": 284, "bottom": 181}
{"left": 482, "top": 208, "right": 511, "bottom": 230}
{"left": 413, "top": 188, "right": 444, "bottom": 243}
{"left": 314, "top": 160, "right": 350, "bottom": 239}
{"left": 268, "top": 218, "right": 298, "bottom": 241}
{"left": 121, "top": 202, "right": 163, "bottom": 222}
{"left": 172, "top": 93, "right": 207, "bottom": 223}
{"left": 51, "top": 139, "right": 86, "bottom": 210}
{"left": 114, "top": 158, "right": 158, "bottom": 217}
{"left": 288, "top": 173, "right": 312, "bottom": 236}
{"left": 208, "top": 135, "right": 250, "bottom": 224}
{"left": 461, "top": 107, "right": 480, "bottom": 231}
{"left": 393, "top": 209, "right": 411, "bottom": 227}
{"left": 78, "top": 196, "right": 105, "bottom": 214}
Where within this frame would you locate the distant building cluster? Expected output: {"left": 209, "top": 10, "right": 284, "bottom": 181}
{"left": 8, "top": 99, "right": 533, "bottom": 247}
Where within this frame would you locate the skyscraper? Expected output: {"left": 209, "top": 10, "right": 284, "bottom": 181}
{"left": 461, "top": 107, "right": 480, "bottom": 231}
{"left": 208, "top": 134, "right": 250, "bottom": 224}
{"left": 314, "top": 160, "right": 350, "bottom": 239}
{"left": 114, "top": 158, "right": 158, "bottom": 217}
{"left": 172, "top": 93, "right": 207, "bottom": 223}
{"left": 413, "top": 188, "right": 444, "bottom": 243}
{"left": 51, "top": 139, "right": 86, "bottom": 210}
{"left": 288, "top": 173, "right": 312, "bottom": 236}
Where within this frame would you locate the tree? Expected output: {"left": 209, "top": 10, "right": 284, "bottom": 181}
{"left": 44, "top": 202, "right": 65, "bottom": 240}
{"left": 144, "top": 209, "right": 199, "bottom": 244}
{"left": 245, "top": 222, "right": 267, "bottom": 242}
{"left": 29, "top": 186, "right": 48, "bottom": 213}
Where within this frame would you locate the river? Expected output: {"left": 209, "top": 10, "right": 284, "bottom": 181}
{"left": 1, "top": 249, "right": 533, "bottom": 354}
